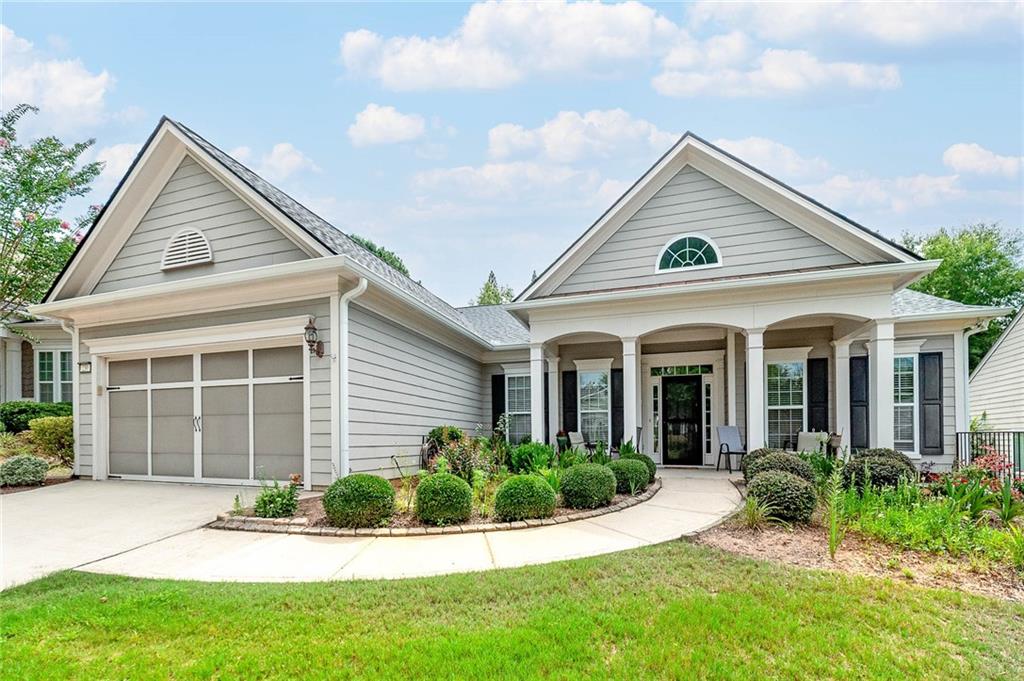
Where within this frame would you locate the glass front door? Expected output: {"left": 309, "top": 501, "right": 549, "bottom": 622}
{"left": 661, "top": 375, "right": 703, "bottom": 465}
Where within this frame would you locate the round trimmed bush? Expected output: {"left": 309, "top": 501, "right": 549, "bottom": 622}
{"left": 493, "top": 474, "right": 556, "bottom": 521}
{"left": 621, "top": 452, "right": 656, "bottom": 484}
{"left": 740, "top": 447, "right": 784, "bottom": 477}
{"left": 322, "top": 474, "right": 395, "bottom": 527}
{"left": 607, "top": 459, "right": 650, "bottom": 494}
{"left": 744, "top": 451, "right": 815, "bottom": 484}
{"left": 843, "top": 456, "right": 915, "bottom": 491}
{"left": 747, "top": 470, "right": 816, "bottom": 523}
{"left": 560, "top": 463, "right": 617, "bottom": 509}
{"left": 852, "top": 447, "right": 916, "bottom": 472}
{"left": 0, "top": 454, "right": 48, "bottom": 487}
{"left": 415, "top": 472, "right": 472, "bottom": 525}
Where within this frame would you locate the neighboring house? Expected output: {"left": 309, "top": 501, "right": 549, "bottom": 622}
{"left": 0, "top": 312, "right": 73, "bottom": 405}
{"left": 28, "top": 119, "right": 1011, "bottom": 488}
{"left": 970, "top": 310, "right": 1024, "bottom": 430}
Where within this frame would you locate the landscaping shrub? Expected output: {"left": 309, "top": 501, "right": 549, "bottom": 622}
{"left": 0, "top": 454, "right": 48, "bottom": 487}
{"left": 747, "top": 470, "right": 816, "bottom": 523}
{"left": 843, "top": 456, "right": 915, "bottom": 490}
{"left": 253, "top": 480, "right": 299, "bottom": 518}
{"left": 493, "top": 474, "right": 556, "bottom": 521}
{"left": 607, "top": 459, "right": 649, "bottom": 494}
{"left": 440, "top": 437, "right": 481, "bottom": 485}
{"left": 415, "top": 472, "right": 472, "bottom": 525}
{"left": 556, "top": 446, "right": 584, "bottom": 469}
{"left": 620, "top": 451, "right": 656, "bottom": 484}
{"left": 560, "top": 463, "right": 616, "bottom": 509}
{"left": 852, "top": 448, "right": 916, "bottom": 473}
{"left": 0, "top": 401, "right": 71, "bottom": 433}
{"left": 322, "top": 474, "right": 396, "bottom": 527}
{"left": 28, "top": 416, "right": 74, "bottom": 467}
{"left": 509, "top": 442, "right": 554, "bottom": 474}
{"left": 426, "top": 425, "right": 464, "bottom": 453}
{"left": 744, "top": 451, "right": 815, "bottom": 484}
{"left": 740, "top": 447, "right": 783, "bottom": 477}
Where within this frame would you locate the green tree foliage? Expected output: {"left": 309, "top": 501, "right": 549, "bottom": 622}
{"left": 472, "top": 270, "right": 514, "bottom": 305}
{"left": 903, "top": 224, "right": 1024, "bottom": 369}
{"left": 0, "top": 104, "right": 102, "bottom": 327}
{"left": 349, "top": 233, "right": 410, "bottom": 277}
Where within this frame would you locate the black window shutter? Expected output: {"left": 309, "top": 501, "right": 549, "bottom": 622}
{"left": 807, "top": 357, "right": 829, "bottom": 432}
{"left": 611, "top": 369, "right": 624, "bottom": 448}
{"left": 543, "top": 372, "right": 549, "bottom": 444}
{"left": 491, "top": 374, "right": 505, "bottom": 430}
{"left": 849, "top": 356, "right": 869, "bottom": 450}
{"left": 561, "top": 371, "right": 578, "bottom": 433}
{"left": 919, "top": 352, "right": 944, "bottom": 457}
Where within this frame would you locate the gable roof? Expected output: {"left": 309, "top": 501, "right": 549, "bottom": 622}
{"left": 517, "top": 131, "right": 921, "bottom": 302}
{"left": 892, "top": 289, "right": 1003, "bottom": 318}
{"left": 456, "top": 305, "right": 530, "bottom": 346}
{"left": 970, "top": 307, "right": 1023, "bottom": 379}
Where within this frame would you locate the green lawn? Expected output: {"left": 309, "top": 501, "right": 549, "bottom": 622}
{"left": 2, "top": 542, "right": 1022, "bottom": 680}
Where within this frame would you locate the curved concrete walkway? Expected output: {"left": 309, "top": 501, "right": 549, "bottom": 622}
{"left": 81, "top": 469, "right": 741, "bottom": 582}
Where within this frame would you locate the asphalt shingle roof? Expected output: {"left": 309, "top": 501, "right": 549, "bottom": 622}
{"left": 456, "top": 305, "right": 530, "bottom": 346}
{"left": 891, "top": 289, "right": 996, "bottom": 317}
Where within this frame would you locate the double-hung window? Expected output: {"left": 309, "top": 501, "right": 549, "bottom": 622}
{"left": 505, "top": 374, "right": 531, "bottom": 445}
{"left": 36, "top": 349, "right": 73, "bottom": 403}
{"left": 893, "top": 355, "right": 917, "bottom": 454}
{"left": 765, "top": 359, "right": 805, "bottom": 449}
{"left": 576, "top": 359, "right": 612, "bottom": 446}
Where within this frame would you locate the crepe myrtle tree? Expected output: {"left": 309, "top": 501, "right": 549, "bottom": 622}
{"left": 0, "top": 104, "right": 103, "bottom": 329}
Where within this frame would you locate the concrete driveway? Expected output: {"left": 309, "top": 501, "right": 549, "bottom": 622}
{"left": 1, "top": 480, "right": 241, "bottom": 590}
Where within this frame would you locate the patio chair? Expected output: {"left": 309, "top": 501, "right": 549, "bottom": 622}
{"left": 716, "top": 426, "right": 746, "bottom": 473}
{"left": 567, "top": 431, "right": 595, "bottom": 455}
{"left": 786, "top": 431, "right": 828, "bottom": 454}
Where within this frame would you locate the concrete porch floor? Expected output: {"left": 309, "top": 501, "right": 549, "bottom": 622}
{"left": 78, "top": 468, "right": 742, "bottom": 583}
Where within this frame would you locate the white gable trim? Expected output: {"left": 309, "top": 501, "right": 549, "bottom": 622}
{"left": 653, "top": 232, "right": 723, "bottom": 274}
{"left": 518, "top": 133, "right": 917, "bottom": 301}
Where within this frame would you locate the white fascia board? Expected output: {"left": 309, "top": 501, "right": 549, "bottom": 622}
{"left": 894, "top": 307, "right": 1015, "bottom": 324}
{"left": 507, "top": 261, "right": 940, "bottom": 312}
{"left": 85, "top": 316, "right": 309, "bottom": 355}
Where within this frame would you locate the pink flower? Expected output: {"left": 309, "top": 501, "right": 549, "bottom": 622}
{"left": 0, "top": 138, "right": 9, "bottom": 149}
{"left": 25, "top": 212, "right": 36, "bottom": 222}
{"left": 60, "top": 221, "right": 70, "bottom": 231}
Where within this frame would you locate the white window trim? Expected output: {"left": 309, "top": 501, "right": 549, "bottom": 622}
{"left": 503, "top": 369, "right": 532, "bottom": 444}
{"left": 34, "top": 346, "right": 73, "bottom": 403}
{"left": 764, "top": 348, "right": 811, "bottom": 449}
{"left": 893, "top": 353, "right": 919, "bottom": 457}
{"left": 654, "top": 232, "right": 724, "bottom": 274}
{"left": 574, "top": 358, "right": 613, "bottom": 445}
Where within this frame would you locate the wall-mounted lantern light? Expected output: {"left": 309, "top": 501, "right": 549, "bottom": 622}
{"left": 78, "top": 361, "right": 92, "bottom": 374}
{"left": 304, "top": 318, "right": 324, "bottom": 358}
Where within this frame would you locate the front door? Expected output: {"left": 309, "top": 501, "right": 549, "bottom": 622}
{"left": 661, "top": 375, "right": 702, "bottom": 465}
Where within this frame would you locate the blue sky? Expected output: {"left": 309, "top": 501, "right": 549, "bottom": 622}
{"left": 4, "top": 1, "right": 1022, "bottom": 304}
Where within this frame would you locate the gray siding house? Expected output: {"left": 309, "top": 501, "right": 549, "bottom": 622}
{"left": 28, "top": 118, "right": 1011, "bottom": 489}
{"left": 970, "top": 311, "right": 1024, "bottom": 431}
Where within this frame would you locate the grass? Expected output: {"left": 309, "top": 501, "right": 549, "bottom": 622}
{"left": 2, "top": 542, "right": 1022, "bottom": 680}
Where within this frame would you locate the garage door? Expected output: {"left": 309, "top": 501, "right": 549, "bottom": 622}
{"left": 107, "top": 346, "right": 304, "bottom": 483}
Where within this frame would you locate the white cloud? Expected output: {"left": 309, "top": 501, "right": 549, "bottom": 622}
{"left": 339, "top": 0, "right": 679, "bottom": 90}
{"left": 93, "top": 142, "right": 141, "bottom": 192}
{"left": 488, "top": 109, "right": 677, "bottom": 163}
{"left": 688, "top": 1, "right": 1023, "bottom": 46}
{"left": 347, "top": 104, "right": 426, "bottom": 146}
{"left": 1, "top": 24, "right": 118, "bottom": 134}
{"left": 228, "top": 143, "right": 319, "bottom": 182}
{"left": 942, "top": 143, "right": 1022, "bottom": 178}
{"left": 800, "top": 173, "right": 964, "bottom": 214}
{"left": 712, "top": 136, "right": 831, "bottom": 180}
{"left": 654, "top": 48, "right": 900, "bottom": 97}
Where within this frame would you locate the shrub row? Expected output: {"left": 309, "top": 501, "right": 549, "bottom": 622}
{"left": 0, "top": 401, "right": 71, "bottom": 433}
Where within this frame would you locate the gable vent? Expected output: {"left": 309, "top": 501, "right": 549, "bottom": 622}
{"left": 160, "top": 228, "right": 214, "bottom": 270}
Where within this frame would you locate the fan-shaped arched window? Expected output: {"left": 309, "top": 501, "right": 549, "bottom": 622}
{"left": 161, "top": 228, "right": 214, "bottom": 270}
{"left": 655, "top": 234, "right": 721, "bottom": 272}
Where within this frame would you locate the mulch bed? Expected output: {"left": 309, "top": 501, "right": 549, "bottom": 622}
{"left": 695, "top": 522, "right": 1024, "bottom": 603}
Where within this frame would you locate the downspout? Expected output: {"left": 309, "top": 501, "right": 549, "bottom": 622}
{"left": 60, "top": 319, "right": 80, "bottom": 477}
{"left": 338, "top": 278, "right": 368, "bottom": 478}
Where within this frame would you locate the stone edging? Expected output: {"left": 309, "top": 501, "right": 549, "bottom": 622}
{"left": 209, "top": 477, "right": 663, "bottom": 537}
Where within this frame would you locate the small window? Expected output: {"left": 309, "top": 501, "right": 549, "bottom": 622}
{"left": 505, "top": 375, "right": 531, "bottom": 445}
{"left": 578, "top": 370, "right": 611, "bottom": 446}
{"left": 656, "top": 234, "right": 721, "bottom": 272}
{"left": 766, "top": 361, "right": 804, "bottom": 449}
{"left": 161, "top": 228, "right": 213, "bottom": 270}
{"left": 893, "top": 355, "right": 917, "bottom": 454}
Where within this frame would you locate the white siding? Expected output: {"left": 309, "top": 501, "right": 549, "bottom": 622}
{"left": 971, "top": 316, "right": 1024, "bottom": 430}
{"left": 92, "top": 156, "right": 308, "bottom": 294}
{"left": 347, "top": 304, "right": 487, "bottom": 477}
{"left": 553, "top": 167, "right": 856, "bottom": 296}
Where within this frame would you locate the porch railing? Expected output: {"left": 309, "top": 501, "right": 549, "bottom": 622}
{"left": 954, "top": 431, "right": 1024, "bottom": 481}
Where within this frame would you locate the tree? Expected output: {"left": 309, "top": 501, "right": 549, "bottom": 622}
{"left": 349, "top": 233, "right": 410, "bottom": 277}
{"left": 903, "top": 223, "right": 1024, "bottom": 369}
{"left": 0, "top": 104, "right": 102, "bottom": 328}
{"left": 472, "top": 271, "right": 514, "bottom": 305}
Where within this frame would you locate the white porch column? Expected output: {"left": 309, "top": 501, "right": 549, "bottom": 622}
{"left": 4, "top": 337, "right": 22, "bottom": 401}
{"left": 867, "top": 319, "right": 895, "bottom": 448}
{"left": 622, "top": 337, "right": 638, "bottom": 447}
{"left": 530, "top": 343, "right": 546, "bottom": 443}
{"left": 726, "top": 331, "right": 737, "bottom": 426}
{"left": 952, "top": 329, "right": 968, "bottom": 433}
{"left": 546, "top": 355, "right": 560, "bottom": 443}
{"left": 745, "top": 328, "right": 765, "bottom": 449}
{"left": 833, "top": 339, "right": 851, "bottom": 450}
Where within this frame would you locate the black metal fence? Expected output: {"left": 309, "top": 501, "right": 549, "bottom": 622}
{"left": 955, "top": 431, "right": 1024, "bottom": 481}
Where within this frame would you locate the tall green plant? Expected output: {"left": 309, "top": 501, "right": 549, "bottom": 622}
{"left": 824, "top": 468, "right": 847, "bottom": 560}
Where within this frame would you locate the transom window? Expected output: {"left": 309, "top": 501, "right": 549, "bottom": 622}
{"left": 505, "top": 374, "right": 532, "bottom": 445}
{"left": 766, "top": 361, "right": 805, "bottom": 449}
{"left": 578, "top": 365, "right": 611, "bottom": 446}
{"left": 656, "top": 234, "right": 721, "bottom": 272}
{"left": 893, "top": 355, "right": 917, "bottom": 454}
{"left": 36, "top": 350, "right": 73, "bottom": 403}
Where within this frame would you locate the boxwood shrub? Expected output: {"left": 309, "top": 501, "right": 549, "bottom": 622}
{"left": 744, "top": 451, "right": 815, "bottom": 484}
{"left": 0, "top": 454, "right": 48, "bottom": 487}
{"left": 747, "top": 470, "right": 816, "bottom": 523}
{"left": 0, "top": 401, "right": 72, "bottom": 433}
{"left": 28, "top": 416, "right": 74, "bottom": 467}
{"left": 560, "top": 463, "right": 616, "bottom": 509}
{"left": 322, "top": 473, "right": 396, "bottom": 527}
{"left": 851, "top": 447, "right": 917, "bottom": 473}
{"left": 607, "top": 459, "right": 650, "bottom": 494}
{"left": 843, "top": 455, "right": 915, "bottom": 491}
{"left": 620, "top": 451, "right": 656, "bottom": 484}
{"left": 740, "top": 447, "right": 784, "bottom": 477}
{"left": 415, "top": 472, "right": 472, "bottom": 525}
{"left": 493, "top": 474, "right": 556, "bottom": 521}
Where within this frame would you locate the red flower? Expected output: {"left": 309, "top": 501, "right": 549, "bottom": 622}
{"left": 60, "top": 221, "right": 70, "bottom": 231}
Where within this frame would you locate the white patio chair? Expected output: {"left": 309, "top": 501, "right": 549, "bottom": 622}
{"left": 716, "top": 426, "right": 746, "bottom": 473}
